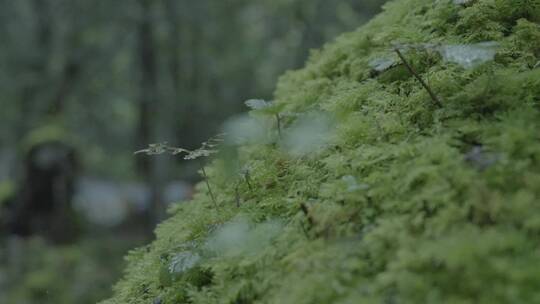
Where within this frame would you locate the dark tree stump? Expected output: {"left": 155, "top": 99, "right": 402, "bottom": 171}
{"left": 7, "top": 140, "right": 80, "bottom": 243}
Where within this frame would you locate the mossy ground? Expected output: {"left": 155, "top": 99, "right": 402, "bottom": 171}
{"left": 102, "top": 0, "right": 540, "bottom": 303}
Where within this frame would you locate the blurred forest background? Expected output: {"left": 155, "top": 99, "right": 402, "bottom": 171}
{"left": 0, "top": 0, "right": 386, "bottom": 303}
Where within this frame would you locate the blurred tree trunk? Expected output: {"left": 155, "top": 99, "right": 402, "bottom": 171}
{"left": 170, "top": 1, "right": 204, "bottom": 154}
{"left": 294, "top": 0, "right": 325, "bottom": 67}
{"left": 165, "top": 0, "right": 192, "bottom": 148}
{"left": 165, "top": 0, "right": 181, "bottom": 103}
{"left": 136, "top": 0, "right": 164, "bottom": 226}
{"left": 16, "top": 0, "right": 53, "bottom": 137}
{"left": 47, "top": 59, "right": 81, "bottom": 116}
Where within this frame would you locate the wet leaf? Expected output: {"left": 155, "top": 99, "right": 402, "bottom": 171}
{"left": 245, "top": 98, "right": 285, "bottom": 115}
{"left": 464, "top": 146, "right": 500, "bottom": 171}
{"left": 453, "top": 0, "right": 472, "bottom": 5}
{"left": 245, "top": 99, "right": 271, "bottom": 110}
{"left": 169, "top": 251, "right": 201, "bottom": 275}
{"left": 281, "top": 112, "right": 334, "bottom": 157}
{"left": 222, "top": 114, "right": 269, "bottom": 145}
{"left": 369, "top": 57, "right": 398, "bottom": 73}
{"left": 203, "top": 216, "right": 283, "bottom": 257}
{"left": 439, "top": 42, "right": 499, "bottom": 69}
{"left": 341, "top": 175, "right": 369, "bottom": 192}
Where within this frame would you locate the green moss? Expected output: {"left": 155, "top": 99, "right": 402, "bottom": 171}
{"left": 0, "top": 180, "right": 15, "bottom": 205}
{"left": 102, "top": 0, "right": 540, "bottom": 303}
{"left": 21, "top": 121, "right": 76, "bottom": 153}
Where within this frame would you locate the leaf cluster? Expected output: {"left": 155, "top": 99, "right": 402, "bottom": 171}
{"left": 135, "top": 134, "right": 225, "bottom": 161}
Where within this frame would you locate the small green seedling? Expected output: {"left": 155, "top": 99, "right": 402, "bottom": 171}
{"left": 135, "top": 134, "right": 224, "bottom": 209}
{"left": 245, "top": 99, "right": 286, "bottom": 138}
{"left": 240, "top": 165, "right": 253, "bottom": 191}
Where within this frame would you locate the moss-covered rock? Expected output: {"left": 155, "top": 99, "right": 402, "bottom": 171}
{"left": 102, "top": 0, "right": 540, "bottom": 303}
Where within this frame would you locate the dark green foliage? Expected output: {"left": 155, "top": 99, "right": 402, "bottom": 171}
{"left": 0, "top": 237, "right": 135, "bottom": 304}
{"left": 102, "top": 0, "right": 540, "bottom": 303}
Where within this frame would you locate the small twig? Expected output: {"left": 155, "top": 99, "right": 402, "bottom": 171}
{"left": 275, "top": 113, "right": 282, "bottom": 139}
{"left": 300, "top": 203, "right": 314, "bottom": 227}
{"left": 394, "top": 48, "right": 442, "bottom": 108}
{"left": 200, "top": 166, "right": 218, "bottom": 209}
{"left": 235, "top": 185, "right": 241, "bottom": 208}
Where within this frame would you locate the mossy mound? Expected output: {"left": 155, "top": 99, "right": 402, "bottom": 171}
{"left": 102, "top": 0, "right": 540, "bottom": 303}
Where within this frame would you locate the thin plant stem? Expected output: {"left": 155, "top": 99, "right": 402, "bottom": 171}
{"left": 201, "top": 166, "right": 218, "bottom": 209}
{"left": 394, "top": 48, "right": 442, "bottom": 108}
{"left": 244, "top": 171, "right": 253, "bottom": 191}
{"left": 235, "top": 185, "right": 240, "bottom": 208}
{"left": 275, "top": 113, "right": 282, "bottom": 139}
{"left": 300, "top": 203, "right": 314, "bottom": 227}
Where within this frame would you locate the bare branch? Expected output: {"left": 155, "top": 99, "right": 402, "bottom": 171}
{"left": 394, "top": 48, "right": 442, "bottom": 108}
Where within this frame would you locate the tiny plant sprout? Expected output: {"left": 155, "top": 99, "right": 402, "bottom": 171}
{"left": 240, "top": 165, "right": 253, "bottom": 191}
{"left": 134, "top": 142, "right": 171, "bottom": 155}
{"left": 135, "top": 134, "right": 225, "bottom": 209}
{"left": 245, "top": 99, "right": 286, "bottom": 139}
